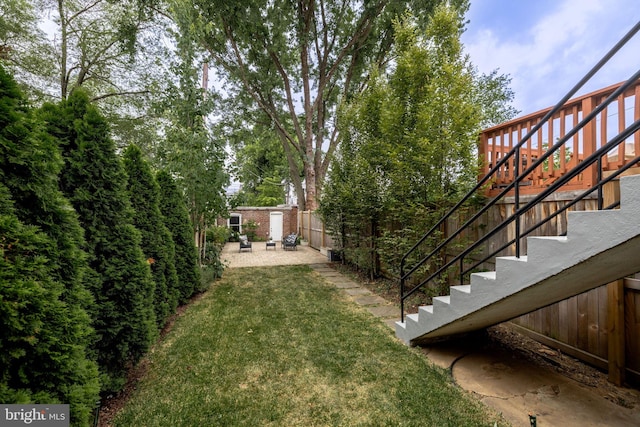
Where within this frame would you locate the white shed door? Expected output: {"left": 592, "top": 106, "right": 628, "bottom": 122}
{"left": 269, "top": 212, "right": 284, "bottom": 241}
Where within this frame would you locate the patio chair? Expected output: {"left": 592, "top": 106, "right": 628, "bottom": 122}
{"left": 239, "top": 234, "right": 252, "bottom": 252}
{"left": 282, "top": 233, "right": 298, "bottom": 251}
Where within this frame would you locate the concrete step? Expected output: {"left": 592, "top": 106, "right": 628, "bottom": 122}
{"left": 396, "top": 174, "right": 640, "bottom": 345}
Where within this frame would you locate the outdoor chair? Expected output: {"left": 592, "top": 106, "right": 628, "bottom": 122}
{"left": 282, "top": 233, "right": 298, "bottom": 251}
{"left": 239, "top": 235, "right": 252, "bottom": 252}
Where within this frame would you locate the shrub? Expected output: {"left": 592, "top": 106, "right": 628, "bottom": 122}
{"left": 156, "top": 170, "right": 201, "bottom": 302}
{"left": 124, "top": 145, "right": 180, "bottom": 327}
{"left": 0, "top": 65, "right": 99, "bottom": 426}
{"left": 40, "top": 90, "right": 156, "bottom": 392}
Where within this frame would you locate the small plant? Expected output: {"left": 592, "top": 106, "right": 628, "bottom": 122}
{"left": 243, "top": 219, "right": 259, "bottom": 241}
{"left": 208, "top": 225, "right": 231, "bottom": 245}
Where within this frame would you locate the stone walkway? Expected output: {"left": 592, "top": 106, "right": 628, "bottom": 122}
{"left": 307, "top": 263, "right": 400, "bottom": 330}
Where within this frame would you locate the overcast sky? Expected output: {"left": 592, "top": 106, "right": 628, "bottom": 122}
{"left": 461, "top": 0, "right": 640, "bottom": 116}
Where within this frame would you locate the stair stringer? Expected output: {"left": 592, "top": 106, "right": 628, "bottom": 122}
{"left": 396, "top": 174, "right": 640, "bottom": 345}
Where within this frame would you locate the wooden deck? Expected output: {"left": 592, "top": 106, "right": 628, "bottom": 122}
{"left": 480, "top": 80, "right": 640, "bottom": 197}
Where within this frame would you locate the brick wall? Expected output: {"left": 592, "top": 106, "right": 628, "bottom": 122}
{"left": 217, "top": 206, "right": 298, "bottom": 241}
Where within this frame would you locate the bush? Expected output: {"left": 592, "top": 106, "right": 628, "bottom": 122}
{"left": 208, "top": 225, "right": 231, "bottom": 246}
{"left": 156, "top": 171, "right": 201, "bottom": 303}
{"left": 243, "top": 219, "right": 259, "bottom": 241}
{"left": 124, "top": 145, "right": 180, "bottom": 327}
{"left": 0, "top": 65, "right": 99, "bottom": 426}
{"left": 40, "top": 90, "right": 156, "bottom": 393}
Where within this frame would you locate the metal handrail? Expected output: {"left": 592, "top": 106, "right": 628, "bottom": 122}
{"left": 399, "top": 20, "right": 640, "bottom": 322}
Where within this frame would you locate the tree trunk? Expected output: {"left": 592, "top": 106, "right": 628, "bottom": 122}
{"left": 58, "top": 0, "right": 68, "bottom": 99}
{"left": 278, "top": 127, "right": 306, "bottom": 210}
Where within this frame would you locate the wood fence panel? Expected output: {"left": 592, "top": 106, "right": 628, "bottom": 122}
{"left": 577, "top": 292, "right": 590, "bottom": 351}
{"left": 298, "top": 210, "right": 334, "bottom": 251}
{"left": 587, "top": 288, "right": 602, "bottom": 358}
{"left": 598, "top": 285, "right": 609, "bottom": 358}
{"left": 558, "top": 299, "right": 569, "bottom": 343}
{"left": 626, "top": 283, "right": 640, "bottom": 381}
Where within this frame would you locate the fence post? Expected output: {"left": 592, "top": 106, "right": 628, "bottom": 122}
{"left": 321, "top": 214, "right": 326, "bottom": 248}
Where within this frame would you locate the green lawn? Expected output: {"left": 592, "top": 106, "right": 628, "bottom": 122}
{"left": 112, "top": 265, "right": 503, "bottom": 426}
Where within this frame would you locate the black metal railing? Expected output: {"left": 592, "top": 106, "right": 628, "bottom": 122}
{"left": 400, "top": 20, "right": 640, "bottom": 322}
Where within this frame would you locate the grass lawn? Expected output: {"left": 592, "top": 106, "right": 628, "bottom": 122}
{"left": 112, "top": 265, "right": 503, "bottom": 426}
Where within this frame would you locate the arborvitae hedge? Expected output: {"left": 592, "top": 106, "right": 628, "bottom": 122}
{"left": 156, "top": 170, "right": 201, "bottom": 301}
{"left": 40, "top": 90, "right": 156, "bottom": 392}
{"left": 0, "top": 65, "right": 99, "bottom": 426}
{"left": 123, "top": 145, "right": 179, "bottom": 327}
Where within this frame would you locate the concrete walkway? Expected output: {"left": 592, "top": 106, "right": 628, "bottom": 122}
{"left": 223, "top": 243, "right": 640, "bottom": 427}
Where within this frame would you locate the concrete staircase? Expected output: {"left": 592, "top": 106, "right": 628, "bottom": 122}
{"left": 396, "top": 174, "right": 640, "bottom": 346}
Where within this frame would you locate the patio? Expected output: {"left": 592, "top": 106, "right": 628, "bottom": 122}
{"left": 221, "top": 241, "right": 329, "bottom": 268}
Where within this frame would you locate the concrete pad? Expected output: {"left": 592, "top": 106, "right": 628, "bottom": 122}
{"left": 309, "top": 263, "right": 333, "bottom": 269}
{"left": 422, "top": 345, "right": 471, "bottom": 370}
{"left": 323, "top": 276, "right": 359, "bottom": 285}
{"left": 332, "top": 281, "right": 361, "bottom": 289}
{"left": 318, "top": 271, "right": 343, "bottom": 277}
{"left": 453, "top": 348, "right": 640, "bottom": 427}
{"left": 222, "top": 242, "right": 329, "bottom": 268}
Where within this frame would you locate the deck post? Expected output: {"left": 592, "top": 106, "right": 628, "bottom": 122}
{"left": 581, "top": 95, "right": 598, "bottom": 188}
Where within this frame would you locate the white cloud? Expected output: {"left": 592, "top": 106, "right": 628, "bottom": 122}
{"left": 462, "top": 0, "right": 640, "bottom": 115}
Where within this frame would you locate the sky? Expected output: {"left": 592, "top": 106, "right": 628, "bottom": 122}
{"left": 460, "top": 0, "right": 640, "bottom": 116}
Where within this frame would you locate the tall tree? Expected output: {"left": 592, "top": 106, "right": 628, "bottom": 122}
{"left": 2, "top": 0, "right": 173, "bottom": 149}
{"left": 157, "top": 1, "right": 229, "bottom": 262}
{"left": 0, "top": 0, "right": 56, "bottom": 91}
{"left": 187, "top": 0, "right": 465, "bottom": 210}
{"left": 123, "top": 145, "right": 180, "bottom": 327}
{"left": 0, "top": 65, "right": 99, "bottom": 426}
{"left": 37, "top": 0, "right": 161, "bottom": 100}
{"left": 156, "top": 170, "right": 201, "bottom": 299}
{"left": 40, "top": 90, "right": 156, "bottom": 392}
{"left": 320, "top": 5, "right": 517, "bottom": 277}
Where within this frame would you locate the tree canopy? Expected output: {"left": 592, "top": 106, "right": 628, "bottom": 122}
{"left": 186, "top": 0, "right": 469, "bottom": 209}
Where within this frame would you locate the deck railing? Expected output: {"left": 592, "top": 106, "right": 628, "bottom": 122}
{"left": 480, "top": 81, "right": 640, "bottom": 196}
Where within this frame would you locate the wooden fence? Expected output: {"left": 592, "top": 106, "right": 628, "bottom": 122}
{"left": 297, "top": 210, "right": 334, "bottom": 250}
{"left": 511, "top": 278, "right": 640, "bottom": 386}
